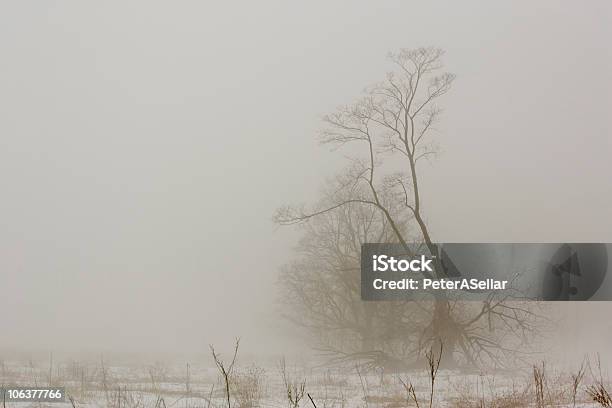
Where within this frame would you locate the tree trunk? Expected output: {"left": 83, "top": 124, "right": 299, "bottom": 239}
{"left": 431, "top": 298, "right": 460, "bottom": 368}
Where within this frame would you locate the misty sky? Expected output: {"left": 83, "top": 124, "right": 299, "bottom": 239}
{"left": 0, "top": 1, "right": 611, "bottom": 355}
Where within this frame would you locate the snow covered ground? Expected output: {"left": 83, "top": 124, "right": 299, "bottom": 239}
{"left": 0, "top": 358, "right": 608, "bottom": 408}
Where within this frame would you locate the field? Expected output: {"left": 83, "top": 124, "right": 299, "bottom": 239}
{"left": 1, "top": 349, "right": 610, "bottom": 408}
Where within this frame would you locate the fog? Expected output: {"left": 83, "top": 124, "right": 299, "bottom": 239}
{"left": 0, "top": 1, "right": 610, "bottom": 357}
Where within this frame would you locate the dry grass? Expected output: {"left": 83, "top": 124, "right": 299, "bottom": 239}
{"left": 231, "top": 365, "right": 266, "bottom": 408}
{"left": 3, "top": 347, "right": 612, "bottom": 408}
{"left": 587, "top": 354, "right": 612, "bottom": 407}
{"left": 280, "top": 357, "right": 306, "bottom": 408}
{"left": 587, "top": 384, "right": 612, "bottom": 407}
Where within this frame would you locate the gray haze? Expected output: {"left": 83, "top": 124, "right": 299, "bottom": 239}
{"left": 0, "top": 1, "right": 611, "bottom": 356}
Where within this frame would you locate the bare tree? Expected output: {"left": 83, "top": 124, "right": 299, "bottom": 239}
{"left": 279, "top": 187, "right": 429, "bottom": 369}
{"left": 275, "top": 47, "right": 547, "bottom": 368}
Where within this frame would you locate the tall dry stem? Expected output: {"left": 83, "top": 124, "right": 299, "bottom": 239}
{"left": 571, "top": 360, "right": 586, "bottom": 408}
{"left": 210, "top": 337, "right": 240, "bottom": 408}
{"left": 398, "top": 341, "right": 443, "bottom": 408}
{"left": 533, "top": 362, "right": 546, "bottom": 408}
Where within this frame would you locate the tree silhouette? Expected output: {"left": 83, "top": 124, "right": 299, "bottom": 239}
{"left": 276, "top": 47, "right": 546, "bottom": 369}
